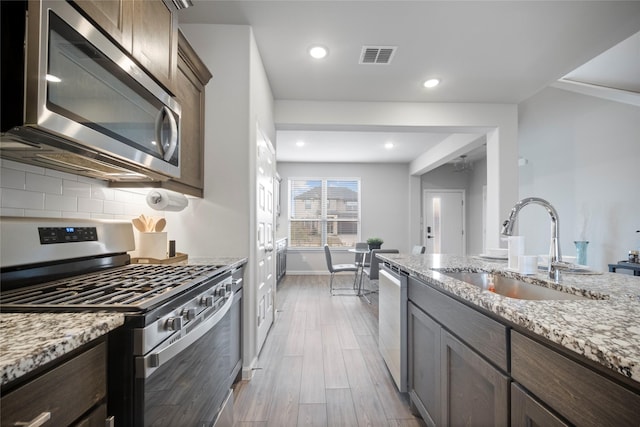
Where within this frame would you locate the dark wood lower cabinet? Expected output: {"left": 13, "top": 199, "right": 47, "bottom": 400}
{"left": 511, "top": 383, "right": 569, "bottom": 427}
{"left": 441, "top": 330, "right": 509, "bottom": 427}
{"left": 1, "top": 339, "right": 109, "bottom": 427}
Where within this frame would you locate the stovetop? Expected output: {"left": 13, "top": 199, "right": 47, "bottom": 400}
{"left": 0, "top": 264, "right": 227, "bottom": 312}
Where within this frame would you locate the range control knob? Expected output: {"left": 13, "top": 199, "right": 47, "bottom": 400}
{"left": 215, "top": 287, "right": 226, "bottom": 297}
{"left": 200, "top": 295, "right": 214, "bottom": 307}
{"left": 182, "top": 307, "right": 197, "bottom": 320}
{"left": 165, "top": 316, "right": 183, "bottom": 331}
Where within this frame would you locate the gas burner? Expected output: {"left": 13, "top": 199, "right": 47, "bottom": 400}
{"left": 0, "top": 264, "right": 228, "bottom": 312}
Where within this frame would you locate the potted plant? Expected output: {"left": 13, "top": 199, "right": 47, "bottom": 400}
{"left": 366, "top": 237, "right": 384, "bottom": 250}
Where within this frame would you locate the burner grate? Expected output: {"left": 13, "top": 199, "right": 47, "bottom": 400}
{"left": 0, "top": 264, "right": 227, "bottom": 311}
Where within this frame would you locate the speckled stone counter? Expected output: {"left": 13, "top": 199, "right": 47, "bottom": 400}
{"left": 0, "top": 313, "right": 124, "bottom": 387}
{"left": 187, "top": 256, "right": 247, "bottom": 269}
{"left": 377, "top": 253, "right": 640, "bottom": 384}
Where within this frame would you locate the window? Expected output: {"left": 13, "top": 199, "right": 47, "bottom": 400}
{"left": 289, "top": 178, "right": 361, "bottom": 248}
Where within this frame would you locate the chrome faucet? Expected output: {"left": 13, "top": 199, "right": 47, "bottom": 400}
{"left": 501, "top": 197, "right": 562, "bottom": 282}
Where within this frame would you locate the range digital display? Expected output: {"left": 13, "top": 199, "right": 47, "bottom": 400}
{"left": 38, "top": 226, "right": 98, "bottom": 244}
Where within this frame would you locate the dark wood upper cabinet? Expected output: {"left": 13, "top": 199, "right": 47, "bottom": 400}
{"left": 131, "top": 0, "right": 178, "bottom": 94}
{"left": 71, "top": 0, "right": 133, "bottom": 49}
{"left": 72, "top": 0, "right": 178, "bottom": 94}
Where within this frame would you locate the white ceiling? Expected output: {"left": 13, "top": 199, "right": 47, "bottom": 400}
{"left": 178, "top": 1, "right": 640, "bottom": 164}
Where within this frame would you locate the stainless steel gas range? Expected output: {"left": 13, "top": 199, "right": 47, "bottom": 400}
{"left": 0, "top": 217, "right": 245, "bottom": 427}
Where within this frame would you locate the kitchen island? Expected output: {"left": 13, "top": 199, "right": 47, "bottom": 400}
{"left": 377, "top": 253, "right": 640, "bottom": 426}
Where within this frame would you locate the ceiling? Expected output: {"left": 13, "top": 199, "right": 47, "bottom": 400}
{"left": 178, "top": 1, "right": 640, "bottom": 164}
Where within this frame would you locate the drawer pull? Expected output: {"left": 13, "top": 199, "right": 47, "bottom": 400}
{"left": 15, "top": 411, "right": 51, "bottom": 427}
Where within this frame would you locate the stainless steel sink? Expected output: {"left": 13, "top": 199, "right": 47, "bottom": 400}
{"left": 437, "top": 271, "right": 588, "bottom": 300}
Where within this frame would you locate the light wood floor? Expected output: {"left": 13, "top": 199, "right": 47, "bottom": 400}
{"left": 232, "top": 274, "right": 425, "bottom": 427}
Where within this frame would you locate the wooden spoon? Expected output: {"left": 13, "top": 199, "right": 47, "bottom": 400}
{"left": 132, "top": 218, "right": 146, "bottom": 232}
{"left": 155, "top": 218, "right": 166, "bottom": 232}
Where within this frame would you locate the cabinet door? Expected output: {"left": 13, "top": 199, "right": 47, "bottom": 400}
{"left": 72, "top": 0, "right": 133, "bottom": 50}
{"left": 408, "top": 302, "right": 441, "bottom": 427}
{"left": 174, "top": 37, "right": 207, "bottom": 193}
{"left": 511, "top": 383, "right": 569, "bottom": 427}
{"left": 441, "top": 330, "right": 509, "bottom": 427}
{"left": 132, "top": 0, "right": 178, "bottom": 94}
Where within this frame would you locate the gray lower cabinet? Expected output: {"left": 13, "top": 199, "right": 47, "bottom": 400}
{"left": 511, "top": 383, "right": 569, "bottom": 427}
{"left": 408, "top": 275, "right": 640, "bottom": 427}
{"left": 408, "top": 290, "right": 509, "bottom": 427}
{"left": 512, "top": 331, "right": 640, "bottom": 426}
{"left": 408, "top": 302, "right": 441, "bottom": 427}
{"left": 441, "top": 330, "right": 509, "bottom": 427}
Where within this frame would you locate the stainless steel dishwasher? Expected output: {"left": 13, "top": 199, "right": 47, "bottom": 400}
{"left": 379, "top": 263, "right": 408, "bottom": 392}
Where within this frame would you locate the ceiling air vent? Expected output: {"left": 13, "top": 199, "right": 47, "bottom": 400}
{"left": 359, "top": 46, "right": 396, "bottom": 64}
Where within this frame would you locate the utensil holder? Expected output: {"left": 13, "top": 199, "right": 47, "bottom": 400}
{"left": 138, "top": 232, "right": 168, "bottom": 260}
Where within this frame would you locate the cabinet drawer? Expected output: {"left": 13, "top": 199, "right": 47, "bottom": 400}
{"left": 512, "top": 331, "right": 640, "bottom": 426}
{"left": 408, "top": 277, "right": 508, "bottom": 371}
{"left": 1, "top": 341, "right": 107, "bottom": 427}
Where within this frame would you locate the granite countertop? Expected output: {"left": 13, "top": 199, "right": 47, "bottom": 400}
{"left": 0, "top": 313, "right": 124, "bottom": 387}
{"left": 187, "top": 256, "right": 247, "bottom": 268}
{"left": 378, "top": 253, "right": 640, "bottom": 384}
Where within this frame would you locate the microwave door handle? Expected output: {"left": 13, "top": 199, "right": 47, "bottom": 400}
{"left": 154, "top": 106, "right": 178, "bottom": 162}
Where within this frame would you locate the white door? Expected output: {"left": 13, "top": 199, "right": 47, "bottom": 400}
{"left": 423, "top": 190, "right": 465, "bottom": 255}
{"left": 256, "top": 129, "right": 276, "bottom": 352}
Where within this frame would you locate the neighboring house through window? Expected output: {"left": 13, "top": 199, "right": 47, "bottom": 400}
{"left": 288, "top": 178, "right": 361, "bottom": 248}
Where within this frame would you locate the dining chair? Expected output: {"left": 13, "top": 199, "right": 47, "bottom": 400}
{"left": 354, "top": 241, "right": 370, "bottom": 267}
{"left": 363, "top": 248, "right": 400, "bottom": 296}
{"left": 412, "top": 245, "right": 426, "bottom": 255}
{"left": 324, "top": 244, "right": 358, "bottom": 295}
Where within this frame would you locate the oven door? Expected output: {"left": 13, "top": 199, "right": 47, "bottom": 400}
{"left": 135, "top": 293, "right": 234, "bottom": 427}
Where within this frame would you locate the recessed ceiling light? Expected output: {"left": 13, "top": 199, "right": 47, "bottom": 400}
{"left": 384, "top": 142, "right": 394, "bottom": 149}
{"left": 309, "top": 46, "right": 328, "bottom": 59}
{"left": 423, "top": 78, "right": 440, "bottom": 88}
{"left": 296, "top": 141, "right": 305, "bottom": 147}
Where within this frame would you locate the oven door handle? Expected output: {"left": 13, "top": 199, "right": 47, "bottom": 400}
{"left": 136, "top": 291, "right": 234, "bottom": 379}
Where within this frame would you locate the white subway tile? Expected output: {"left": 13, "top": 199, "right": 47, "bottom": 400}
{"left": 45, "top": 168, "right": 79, "bottom": 181}
{"left": 78, "top": 175, "right": 105, "bottom": 186}
{"left": 1, "top": 188, "right": 45, "bottom": 209}
{"left": 90, "top": 213, "right": 115, "bottom": 219}
{"left": 1, "top": 207, "right": 25, "bottom": 216}
{"left": 113, "top": 190, "right": 134, "bottom": 203}
{"left": 92, "top": 186, "right": 115, "bottom": 200}
{"left": 62, "top": 211, "right": 91, "bottom": 219}
{"left": 24, "top": 209, "right": 62, "bottom": 218}
{"left": 104, "top": 200, "right": 125, "bottom": 215}
{"left": 1, "top": 159, "right": 45, "bottom": 174}
{"left": 1, "top": 168, "right": 26, "bottom": 190}
{"left": 78, "top": 197, "right": 103, "bottom": 213}
{"left": 26, "top": 173, "right": 62, "bottom": 195}
{"left": 63, "top": 180, "right": 91, "bottom": 198}
{"left": 45, "top": 194, "right": 78, "bottom": 211}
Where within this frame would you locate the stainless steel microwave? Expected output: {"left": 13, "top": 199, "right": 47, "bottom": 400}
{"left": 0, "top": 1, "right": 181, "bottom": 181}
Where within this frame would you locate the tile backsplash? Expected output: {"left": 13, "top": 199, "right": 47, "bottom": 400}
{"left": 0, "top": 159, "right": 160, "bottom": 220}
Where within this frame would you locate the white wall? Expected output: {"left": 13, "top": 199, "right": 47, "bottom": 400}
{"left": 167, "top": 25, "right": 252, "bottom": 258}
{"left": 518, "top": 87, "right": 640, "bottom": 271}
{"left": 277, "top": 162, "right": 411, "bottom": 273}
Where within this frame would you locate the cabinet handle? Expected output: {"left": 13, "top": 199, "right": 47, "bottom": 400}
{"left": 15, "top": 411, "right": 51, "bottom": 427}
